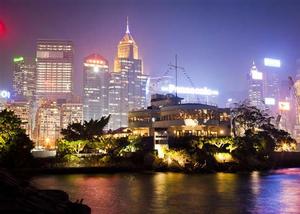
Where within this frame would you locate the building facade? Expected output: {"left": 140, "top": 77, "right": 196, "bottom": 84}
{"left": 128, "top": 94, "right": 231, "bottom": 157}
{"left": 35, "top": 100, "right": 83, "bottom": 148}
{"left": 35, "top": 101, "right": 61, "bottom": 148}
{"left": 128, "top": 94, "right": 231, "bottom": 138}
{"left": 83, "top": 54, "right": 109, "bottom": 121}
{"left": 248, "top": 62, "right": 264, "bottom": 109}
{"left": 109, "top": 19, "right": 148, "bottom": 130}
{"left": 36, "top": 39, "right": 73, "bottom": 100}
{"left": 12, "top": 56, "right": 36, "bottom": 100}
{"left": 5, "top": 101, "right": 32, "bottom": 138}
{"left": 61, "top": 103, "right": 83, "bottom": 129}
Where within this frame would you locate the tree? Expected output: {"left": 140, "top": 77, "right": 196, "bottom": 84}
{"left": 57, "top": 139, "right": 87, "bottom": 157}
{"left": 0, "top": 109, "right": 34, "bottom": 168}
{"left": 231, "top": 101, "right": 274, "bottom": 137}
{"left": 61, "top": 115, "right": 110, "bottom": 141}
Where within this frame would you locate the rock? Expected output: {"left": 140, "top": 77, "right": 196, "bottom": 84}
{"left": 0, "top": 169, "right": 91, "bottom": 214}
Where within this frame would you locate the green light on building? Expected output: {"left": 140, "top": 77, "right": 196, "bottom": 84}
{"left": 13, "top": 56, "right": 24, "bottom": 63}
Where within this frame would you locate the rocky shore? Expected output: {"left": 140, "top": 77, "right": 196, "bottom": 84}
{"left": 0, "top": 169, "right": 91, "bottom": 213}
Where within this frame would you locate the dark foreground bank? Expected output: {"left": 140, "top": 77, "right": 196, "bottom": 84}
{"left": 0, "top": 169, "right": 91, "bottom": 214}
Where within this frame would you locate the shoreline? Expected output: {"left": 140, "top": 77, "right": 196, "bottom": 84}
{"left": 11, "top": 164, "right": 300, "bottom": 177}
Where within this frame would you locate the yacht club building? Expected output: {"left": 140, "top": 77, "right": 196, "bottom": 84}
{"left": 128, "top": 94, "right": 231, "bottom": 141}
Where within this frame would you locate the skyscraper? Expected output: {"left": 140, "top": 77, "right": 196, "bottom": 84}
{"left": 12, "top": 56, "right": 36, "bottom": 100}
{"left": 83, "top": 54, "right": 109, "bottom": 121}
{"left": 263, "top": 58, "right": 281, "bottom": 103}
{"left": 248, "top": 62, "right": 264, "bottom": 109}
{"left": 109, "top": 18, "right": 148, "bottom": 130}
{"left": 36, "top": 39, "right": 73, "bottom": 100}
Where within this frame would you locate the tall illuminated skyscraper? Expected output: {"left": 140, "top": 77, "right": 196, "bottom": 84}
{"left": 12, "top": 56, "right": 36, "bottom": 100}
{"left": 109, "top": 18, "right": 148, "bottom": 130}
{"left": 248, "top": 62, "right": 264, "bottom": 109}
{"left": 263, "top": 58, "right": 281, "bottom": 103}
{"left": 36, "top": 39, "right": 73, "bottom": 100}
{"left": 83, "top": 54, "right": 109, "bottom": 121}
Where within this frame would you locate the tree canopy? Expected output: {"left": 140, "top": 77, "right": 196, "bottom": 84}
{"left": 231, "top": 101, "right": 274, "bottom": 137}
{"left": 0, "top": 109, "right": 33, "bottom": 168}
{"left": 61, "top": 115, "right": 110, "bottom": 141}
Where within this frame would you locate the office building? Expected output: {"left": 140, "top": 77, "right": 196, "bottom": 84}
{"left": 36, "top": 39, "right": 73, "bottom": 100}
{"left": 109, "top": 19, "right": 148, "bottom": 130}
{"left": 12, "top": 56, "right": 36, "bottom": 100}
{"left": 263, "top": 58, "right": 281, "bottom": 105}
{"left": 83, "top": 54, "right": 109, "bottom": 121}
{"left": 248, "top": 62, "right": 264, "bottom": 109}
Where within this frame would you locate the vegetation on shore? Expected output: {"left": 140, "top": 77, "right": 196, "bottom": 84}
{"left": 54, "top": 102, "right": 296, "bottom": 172}
{"left": 0, "top": 102, "right": 297, "bottom": 172}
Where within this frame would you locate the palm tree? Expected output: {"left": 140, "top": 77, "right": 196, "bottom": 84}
{"left": 61, "top": 115, "right": 110, "bottom": 141}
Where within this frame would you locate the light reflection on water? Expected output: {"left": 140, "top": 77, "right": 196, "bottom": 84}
{"left": 31, "top": 169, "right": 300, "bottom": 214}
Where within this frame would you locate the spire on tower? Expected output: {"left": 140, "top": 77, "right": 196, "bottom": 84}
{"left": 126, "top": 16, "right": 130, "bottom": 34}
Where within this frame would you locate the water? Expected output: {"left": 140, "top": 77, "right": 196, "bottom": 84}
{"left": 31, "top": 168, "right": 300, "bottom": 214}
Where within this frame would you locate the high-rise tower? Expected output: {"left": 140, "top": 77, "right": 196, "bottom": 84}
{"left": 83, "top": 54, "right": 110, "bottom": 121}
{"left": 109, "top": 18, "right": 148, "bottom": 130}
{"left": 12, "top": 56, "right": 36, "bottom": 100}
{"left": 36, "top": 39, "right": 73, "bottom": 100}
{"left": 248, "top": 61, "right": 264, "bottom": 109}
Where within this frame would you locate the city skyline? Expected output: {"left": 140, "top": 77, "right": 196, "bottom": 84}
{"left": 2, "top": 0, "right": 300, "bottom": 105}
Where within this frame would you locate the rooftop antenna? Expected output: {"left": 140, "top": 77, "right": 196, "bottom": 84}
{"left": 126, "top": 16, "right": 130, "bottom": 34}
{"left": 168, "top": 55, "right": 201, "bottom": 103}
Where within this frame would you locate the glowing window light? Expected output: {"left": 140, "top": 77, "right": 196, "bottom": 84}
{"left": 265, "top": 97, "right": 275, "bottom": 106}
{"left": 184, "top": 119, "right": 198, "bottom": 127}
{"left": 278, "top": 101, "right": 290, "bottom": 111}
{"left": 264, "top": 58, "right": 281, "bottom": 68}
{"left": 251, "top": 69, "right": 263, "bottom": 80}
{"left": 161, "top": 84, "right": 219, "bottom": 96}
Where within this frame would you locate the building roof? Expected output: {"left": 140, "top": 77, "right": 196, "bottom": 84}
{"left": 119, "top": 17, "right": 136, "bottom": 45}
{"left": 84, "top": 54, "right": 108, "bottom": 65}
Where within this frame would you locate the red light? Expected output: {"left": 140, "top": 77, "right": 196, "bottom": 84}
{"left": 0, "top": 21, "right": 6, "bottom": 37}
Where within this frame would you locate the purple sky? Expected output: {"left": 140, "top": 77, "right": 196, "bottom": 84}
{"left": 1, "top": 0, "right": 300, "bottom": 105}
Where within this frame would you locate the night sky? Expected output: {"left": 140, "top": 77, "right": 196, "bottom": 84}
{"left": 1, "top": 0, "right": 300, "bottom": 105}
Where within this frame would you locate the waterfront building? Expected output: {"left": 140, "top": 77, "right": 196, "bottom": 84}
{"left": 83, "top": 54, "right": 109, "bottom": 121}
{"left": 12, "top": 56, "right": 36, "bottom": 100}
{"left": 109, "top": 19, "right": 148, "bottom": 130}
{"left": 248, "top": 62, "right": 264, "bottom": 109}
{"left": 36, "top": 39, "right": 73, "bottom": 100}
{"left": 128, "top": 94, "right": 231, "bottom": 157}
